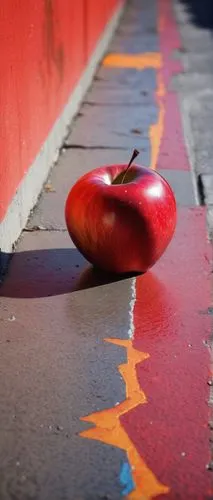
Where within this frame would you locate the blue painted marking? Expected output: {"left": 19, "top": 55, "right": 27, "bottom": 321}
{"left": 120, "top": 461, "right": 135, "bottom": 496}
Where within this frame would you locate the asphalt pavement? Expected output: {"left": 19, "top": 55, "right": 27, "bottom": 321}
{"left": 0, "top": 0, "right": 213, "bottom": 498}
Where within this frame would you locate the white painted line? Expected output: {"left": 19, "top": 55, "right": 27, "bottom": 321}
{"left": 128, "top": 277, "right": 136, "bottom": 339}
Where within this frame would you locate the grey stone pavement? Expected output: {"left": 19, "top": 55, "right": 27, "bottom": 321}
{"left": 0, "top": 0, "right": 213, "bottom": 499}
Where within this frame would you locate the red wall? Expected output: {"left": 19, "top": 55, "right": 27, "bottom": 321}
{"left": 0, "top": 0, "right": 121, "bottom": 221}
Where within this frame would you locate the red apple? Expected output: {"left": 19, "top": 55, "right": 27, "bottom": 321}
{"left": 65, "top": 151, "right": 176, "bottom": 274}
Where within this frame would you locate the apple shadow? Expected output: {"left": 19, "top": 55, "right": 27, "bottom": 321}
{"left": 0, "top": 248, "right": 140, "bottom": 299}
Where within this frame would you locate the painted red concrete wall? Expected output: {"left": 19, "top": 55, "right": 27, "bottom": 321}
{"left": 0, "top": 0, "right": 121, "bottom": 222}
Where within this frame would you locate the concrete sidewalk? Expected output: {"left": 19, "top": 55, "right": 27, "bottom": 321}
{"left": 0, "top": 0, "right": 212, "bottom": 499}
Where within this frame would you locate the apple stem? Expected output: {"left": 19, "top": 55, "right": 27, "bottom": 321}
{"left": 121, "top": 149, "right": 140, "bottom": 184}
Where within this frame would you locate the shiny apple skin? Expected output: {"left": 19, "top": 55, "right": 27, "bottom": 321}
{"left": 65, "top": 164, "right": 176, "bottom": 274}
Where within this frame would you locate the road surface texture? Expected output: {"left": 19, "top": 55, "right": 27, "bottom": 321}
{"left": 0, "top": 0, "right": 213, "bottom": 499}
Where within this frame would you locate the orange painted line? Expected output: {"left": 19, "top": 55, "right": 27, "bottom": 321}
{"left": 102, "top": 52, "right": 165, "bottom": 171}
{"left": 149, "top": 72, "right": 165, "bottom": 170}
{"left": 80, "top": 51, "right": 169, "bottom": 500}
{"left": 80, "top": 339, "right": 169, "bottom": 498}
{"left": 103, "top": 53, "right": 162, "bottom": 70}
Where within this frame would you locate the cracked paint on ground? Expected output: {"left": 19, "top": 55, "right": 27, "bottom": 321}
{"left": 80, "top": 337, "right": 169, "bottom": 499}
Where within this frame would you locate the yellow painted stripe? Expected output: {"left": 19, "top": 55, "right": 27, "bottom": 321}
{"left": 103, "top": 52, "right": 166, "bottom": 171}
